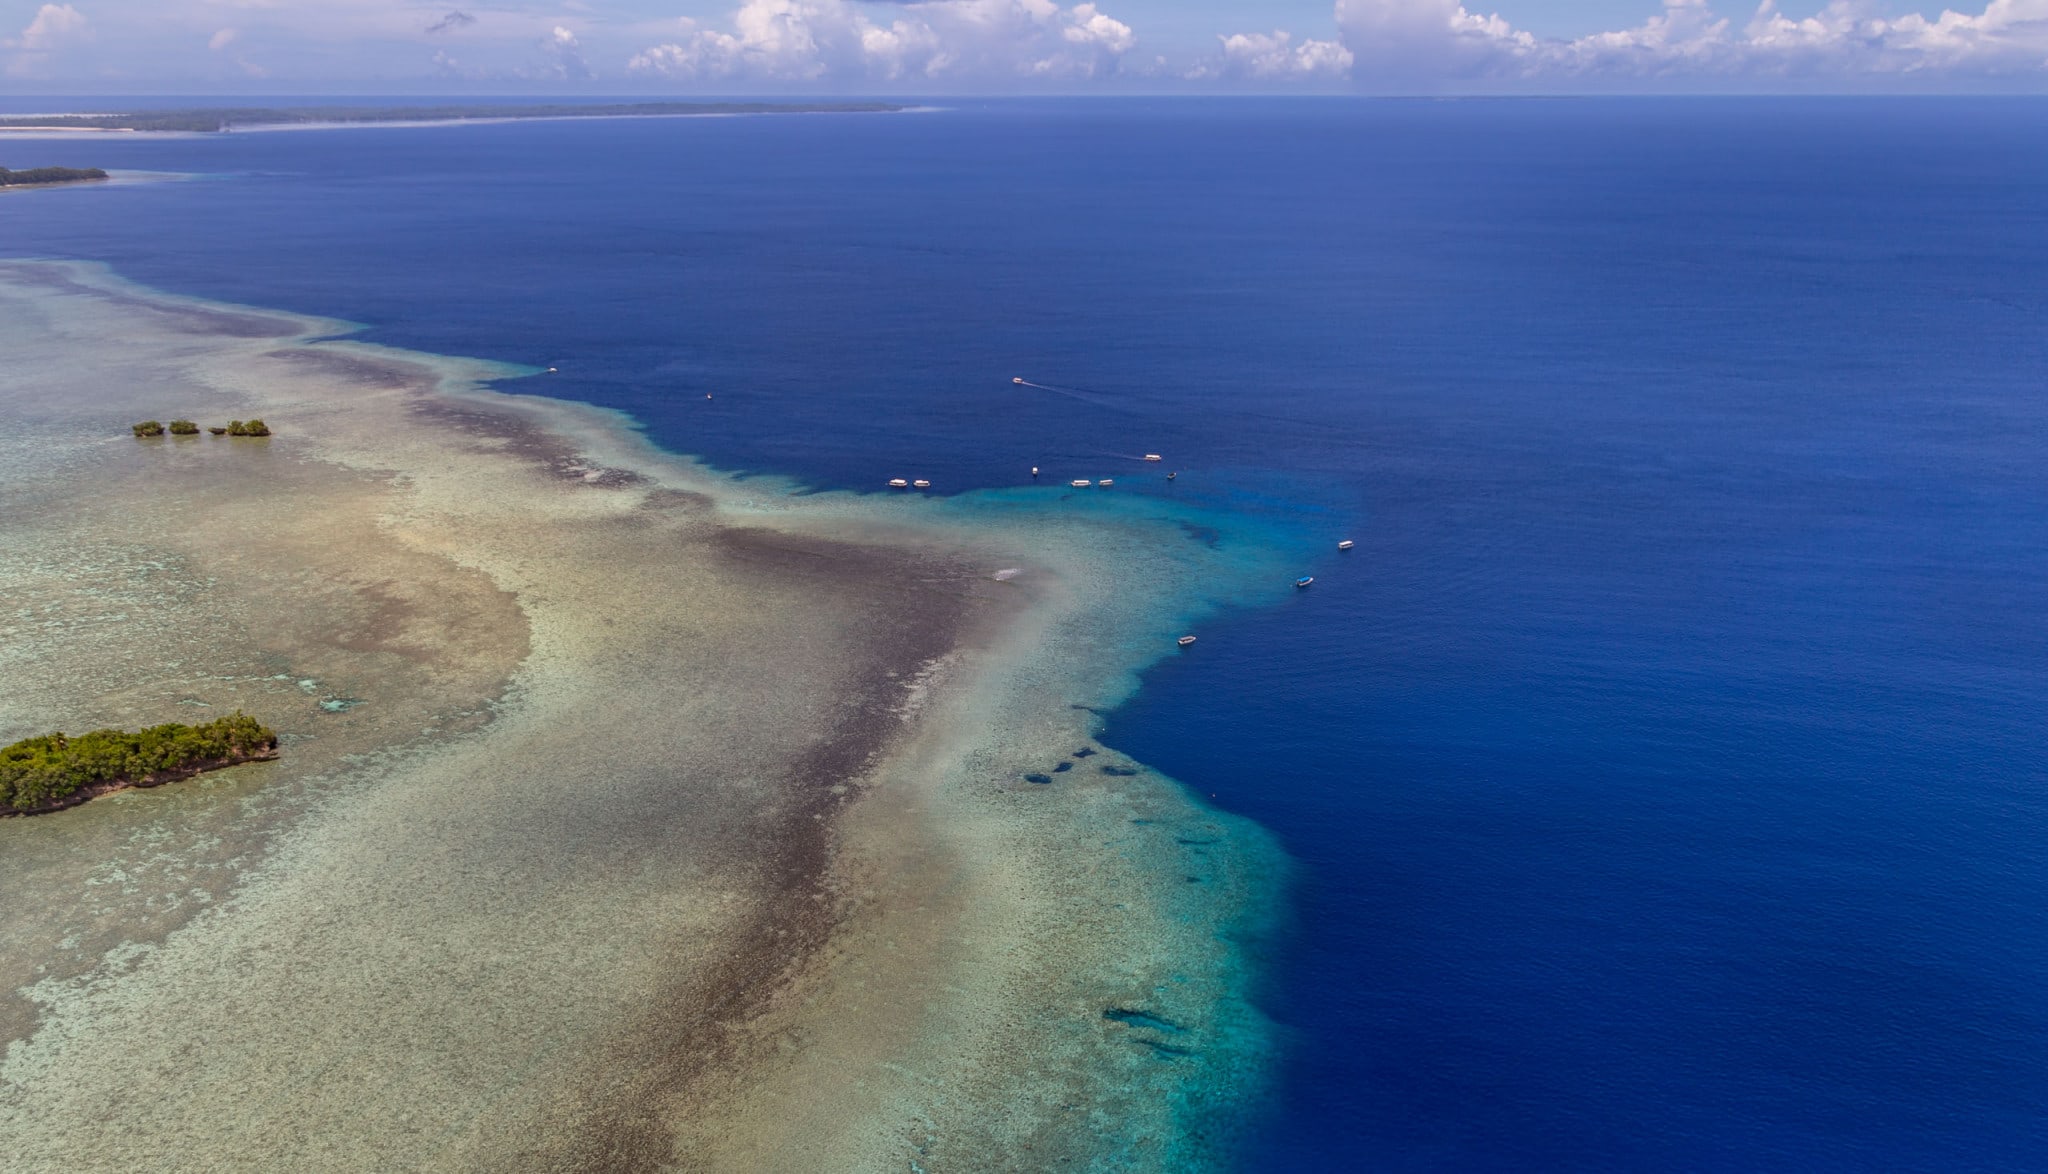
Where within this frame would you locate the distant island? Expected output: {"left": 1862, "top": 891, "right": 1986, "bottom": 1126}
{"left": 1, "top": 713, "right": 279, "bottom": 816}
{"left": 0, "top": 165, "right": 107, "bottom": 186}
{"left": 0, "top": 102, "right": 904, "bottom": 134}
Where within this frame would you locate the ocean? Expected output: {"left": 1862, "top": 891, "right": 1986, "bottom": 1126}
{"left": 3, "top": 95, "right": 2045, "bottom": 1170}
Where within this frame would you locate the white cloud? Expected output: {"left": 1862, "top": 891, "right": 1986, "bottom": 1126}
{"left": 4, "top": 2, "right": 89, "bottom": 75}
{"left": 543, "top": 23, "right": 592, "bottom": 78}
{"left": 209, "top": 27, "right": 236, "bottom": 52}
{"left": 628, "top": 0, "right": 1140, "bottom": 82}
{"left": 1194, "top": 29, "right": 1355, "bottom": 78}
{"left": 6, "top": 3, "right": 88, "bottom": 51}
{"left": 1336, "top": 0, "right": 2048, "bottom": 88}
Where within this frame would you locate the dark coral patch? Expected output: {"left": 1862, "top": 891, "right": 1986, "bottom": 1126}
{"left": 1024, "top": 773, "right": 1053, "bottom": 785}
{"left": 1100, "top": 765, "right": 1138, "bottom": 776}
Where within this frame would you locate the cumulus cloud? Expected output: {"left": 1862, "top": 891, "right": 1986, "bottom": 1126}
{"left": 542, "top": 24, "right": 592, "bottom": 79}
{"left": 1192, "top": 29, "right": 1354, "bottom": 78}
{"left": 6, "top": 3, "right": 88, "bottom": 51}
{"left": 208, "top": 27, "right": 236, "bottom": 51}
{"left": 1336, "top": 0, "right": 2048, "bottom": 88}
{"left": 629, "top": 0, "right": 1139, "bottom": 83}
{"left": 4, "top": 2, "right": 88, "bottom": 74}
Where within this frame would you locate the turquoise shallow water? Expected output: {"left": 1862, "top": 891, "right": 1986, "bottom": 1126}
{"left": 4, "top": 96, "right": 2048, "bottom": 1169}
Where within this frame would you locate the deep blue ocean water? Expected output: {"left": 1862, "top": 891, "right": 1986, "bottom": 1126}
{"left": 4, "top": 96, "right": 2047, "bottom": 1171}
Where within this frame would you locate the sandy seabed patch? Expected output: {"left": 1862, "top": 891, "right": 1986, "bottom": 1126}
{"left": 0, "top": 261, "right": 1297, "bottom": 1172}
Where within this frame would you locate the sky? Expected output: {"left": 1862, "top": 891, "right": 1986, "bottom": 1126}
{"left": 3, "top": 0, "right": 2047, "bottom": 94}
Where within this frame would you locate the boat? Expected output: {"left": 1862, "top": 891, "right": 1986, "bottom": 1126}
{"left": 1167, "top": 471, "right": 1177, "bottom": 481}
{"left": 1177, "top": 635, "right": 1197, "bottom": 647}
{"left": 1031, "top": 466, "right": 1039, "bottom": 476}
{"left": 1295, "top": 576, "right": 1314, "bottom": 588}
{"left": 1143, "top": 454, "right": 1162, "bottom": 462}
{"left": 1013, "top": 377, "right": 1027, "bottom": 385}
{"left": 1070, "top": 479, "right": 1091, "bottom": 488}
{"left": 1338, "top": 539, "right": 1355, "bottom": 550}
{"left": 888, "top": 479, "right": 909, "bottom": 488}
{"left": 913, "top": 479, "right": 931, "bottom": 488}
{"left": 1098, "top": 479, "right": 1114, "bottom": 487}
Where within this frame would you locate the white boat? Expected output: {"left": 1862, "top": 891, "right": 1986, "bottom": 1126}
{"left": 1143, "top": 454, "right": 1162, "bottom": 462}
{"left": 888, "top": 478, "right": 909, "bottom": 488}
{"left": 1013, "top": 377, "right": 1027, "bottom": 385}
{"left": 913, "top": 479, "right": 931, "bottom": 489}
{"left": 1338, "top": 539, "right": 1355, "bottom": 550}
{"left": 1098, "top": 479, "right": 1114, "bottom": 487}
{"left": 1295, "top": 576, "right": 1314, "bottom": 588}
{"left": 1070, "top": 479, "right": 1091, "bottom": 488}
{"left": 1167, "top": 471, "right": 1177, "bottom": 481}
{"left": 1031, "top": 466, "right": 1039, "bottom": 476}
{"left": 1177, "top": 635, "right": 1197, "bottom": 647}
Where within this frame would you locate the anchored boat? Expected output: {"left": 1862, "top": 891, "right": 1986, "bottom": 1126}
{"left": 1070, "top": 479, "right": 1091, "bottom": 488}
{"left": 913, "top": 479, "right": 931, "bottom": 488}
{"left": 1296, "top": 576, "right": 1315, "bottom": 588}
{"left": 1338, "top": 539, "right": 1355, "bottom": 550}
{"left": 1177, "top": 635, "right": 1197, "bottom": 647}
{"left": 888, "top": 478, "right": 909, "bottom": 488}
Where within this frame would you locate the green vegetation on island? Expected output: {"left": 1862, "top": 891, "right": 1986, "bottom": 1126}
{"left": 133, "top": 418, "right": 270, "bottom": 438}
{"left": 0, "top": 102, "right": 902, "bottom": 134}
{"left": 1, "top": 712, "right": 279, "bottom": 816}
{"left": 0, "top": 165, "right": 107, "bottom": 186}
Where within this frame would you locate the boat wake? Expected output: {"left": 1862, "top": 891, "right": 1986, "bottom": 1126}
{"left": 1010, "top": 376, "right": 1134, "bottom": 413}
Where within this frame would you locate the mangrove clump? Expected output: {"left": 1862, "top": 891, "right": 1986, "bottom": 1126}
{"left": 0, "top": 712, "right": 279, "bottom": 816}
{"left": 0, "top": 166, "right": 107, "bottom": 187}
{"left": 168, "top": 419, "right": 200, "bottom": 435}
{"left": 131, "top": 420, "right": 165, "bottom": 437}
{"left": 226, "top": 419, "right": 271, "bottom": 437}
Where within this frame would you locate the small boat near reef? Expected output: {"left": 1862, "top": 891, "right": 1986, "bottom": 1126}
{"left": 1296, "top": 576, "right": 1315, "bottom": 588}
{"left": 913, "top": 479, "right": 931, "bottom": 489}
{"left": 1143, "top": 454, "right": 1162, "bottom": 462}
{"left": 889, "top": 478, "right": 909, "bottom": 488}
{"left": 1098, "top": 479, "right": 1114, "bottom": 487}
{"left": 1338, "top": 539, "right": 1355, "bottom": 550}
{"left": 1070, "top": 479, "right": 1091, "bottom": 488}
{"left": 1031, "top": 466, "right": 1039, "bottom": 477}
{"left": 1178, "top": 635, "right": 1197, "bottom": 646}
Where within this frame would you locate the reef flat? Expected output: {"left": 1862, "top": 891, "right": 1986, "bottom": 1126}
{"left": 0, "top": 261, "right": 1302, "bottom": 1171}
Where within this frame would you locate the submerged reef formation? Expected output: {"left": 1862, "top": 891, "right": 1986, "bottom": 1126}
{"left": 0, "top": 713, "right": 277, "bottom": 816}
{"left": 0, "top": 260, "right": 1307, "bottom": 1172}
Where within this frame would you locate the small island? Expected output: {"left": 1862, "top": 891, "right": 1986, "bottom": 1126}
{"left": 134, "top": 418, "right": 270, "bottom": 437}
{"left": 0, "top": 165, "right": 107, "bottom": 187}
{"left": 0, "top": 102, "right": 902, "bottom": 134}
{"left": 0, "top": 713, "right": 279, "bottom": 816}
